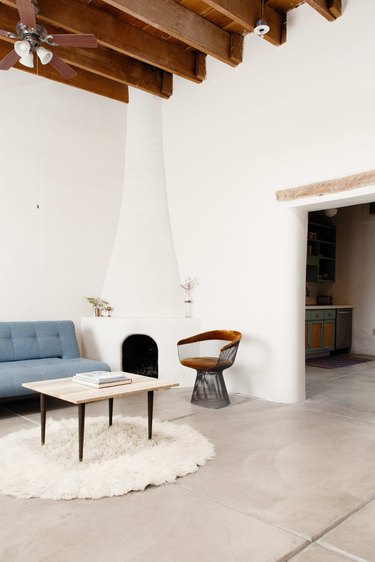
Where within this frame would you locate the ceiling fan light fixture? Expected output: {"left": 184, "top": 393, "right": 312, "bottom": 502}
{"left": 19, "top": 51, "right": 34, "bottom": 68}
{"left": 0, "top": 0, "right": 97, "bottom": 79}
{"left": 254, "top": 18, "right": 270, "bottom": 36}
{"left": 14, "top": 39, "right": 30, "bottom": 57}
{"left": 36, "top": 46, "right": 52, "bottom": 65}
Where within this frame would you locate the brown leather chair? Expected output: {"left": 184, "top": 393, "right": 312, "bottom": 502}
{"left": 177, "top": 330, "right": 242, "bottom": 409}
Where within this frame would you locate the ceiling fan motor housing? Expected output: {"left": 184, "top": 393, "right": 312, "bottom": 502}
{"left": 16, "top": 22, "right": 49, "bottom": 50}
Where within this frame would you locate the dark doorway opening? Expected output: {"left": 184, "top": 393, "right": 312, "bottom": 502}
{"left": 122, "top": 334, "right": 158, "bottom": 378}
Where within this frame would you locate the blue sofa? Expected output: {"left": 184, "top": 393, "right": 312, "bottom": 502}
{"left": 0, "top": 321, "right": 110, "bottom": 399}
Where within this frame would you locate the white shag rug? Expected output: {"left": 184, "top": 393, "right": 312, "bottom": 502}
{"left": 0, "top": 415, "right": 215, "bottom": 500}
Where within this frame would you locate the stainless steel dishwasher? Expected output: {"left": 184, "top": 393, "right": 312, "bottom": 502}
{"left": 335, "top": 308, "right": 353, "bottom": 351}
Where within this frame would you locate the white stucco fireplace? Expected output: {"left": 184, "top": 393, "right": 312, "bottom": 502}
{"left": 80, "top": 91, "right": 200, "bottom": 388}
{"left": 81, "top": 317, "right": 200, "bottom": 387}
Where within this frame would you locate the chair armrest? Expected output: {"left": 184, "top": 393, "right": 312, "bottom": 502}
{"left": 177, "top": 333, "right": 209, "bottom": 346}
{"left": 221, "top": 333, "right": 242, "bottom": 352}
{"left": 178, "top": 330, "right": 242, "bottom": 347}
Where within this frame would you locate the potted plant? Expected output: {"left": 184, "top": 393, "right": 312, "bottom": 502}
{"left": 86, "top": 297, "right": 109, "bottom": 317}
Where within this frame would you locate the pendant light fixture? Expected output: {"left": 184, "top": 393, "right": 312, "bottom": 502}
{"left": 254, "top": 0, "right": 270, "bottom": 37}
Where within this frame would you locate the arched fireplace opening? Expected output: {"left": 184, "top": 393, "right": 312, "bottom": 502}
{"left": 122, "top": 334, "right": 158, "bottom": 378}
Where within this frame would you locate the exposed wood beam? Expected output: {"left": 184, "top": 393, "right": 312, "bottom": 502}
{"left": 0, "top": 0, "right": 204, "bottom": 83}
{"left": 0, "top": 4, "right": 172, "bottom": 98}
{"left": 229, "top": 33, "right": 243, "bottom": 64}
{"left": 276, "top": 170, "right": 375, "bottom": 202}
{"left": 53, "top": 46, "right": 172, "bottom": 99}
{"left": 100, "top": 0, "right": 243, "bottom": 66}
{"left": 161, "top": 72, "right": 172, "bottom": 98}
{"left": 204, "top": 0, "right": 285, "bottom": 47}
{"left": 304, "top": 0, "right": 337, "bottom": 21}
{"left": 0, "top": 41, "right": 129, "bottom": 102}
{"left": 195, "top": 53, "right": 206, "bottom": 82}
{"left": 329, "top": 0, "right": 342, "bottom": 18}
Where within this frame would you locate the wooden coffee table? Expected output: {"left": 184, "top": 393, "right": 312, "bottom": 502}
{"left": 22, "top": 373, "right": 179, "bottom": 461}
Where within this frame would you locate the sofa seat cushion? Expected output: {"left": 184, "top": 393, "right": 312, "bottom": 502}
{"left": 0, "top": 358, "right": 110, "bottom": 399}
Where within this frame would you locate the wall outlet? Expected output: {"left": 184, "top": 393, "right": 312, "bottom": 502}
{"left": 373, "top": 329, "right": 375, "bottom": 336}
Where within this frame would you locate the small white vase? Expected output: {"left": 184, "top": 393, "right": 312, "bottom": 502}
{"left": 184, "top": 299, "right": 192, "bottom": 318}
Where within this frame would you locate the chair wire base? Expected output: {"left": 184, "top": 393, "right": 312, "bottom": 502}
{"left": 191, "top": 370, "right": 230, "bottom": 409}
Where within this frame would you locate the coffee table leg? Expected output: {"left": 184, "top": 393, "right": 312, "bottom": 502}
{"left": 148, "top": 391, "right": 154, "bottom": 440}
{"left": 40, "top": 393, "right": 46, "bottom": 445}
{"left": 78, "top": 403, "right": 85, "bottom": 462}
{"left": 109, "top": 398, "right": 113, "bottom": 427}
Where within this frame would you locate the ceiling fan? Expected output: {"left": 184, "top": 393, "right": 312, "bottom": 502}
{"left": 0, "top": 0, "right": 97, "bottom": 79}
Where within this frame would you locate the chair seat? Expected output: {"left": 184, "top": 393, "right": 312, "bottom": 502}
{"left": 180, "top": 357, "right": 232, "bottom": 371}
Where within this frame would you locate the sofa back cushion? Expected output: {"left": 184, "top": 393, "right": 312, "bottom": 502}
{"left": 0, "top": 321, "right": 81, "bottom": 362}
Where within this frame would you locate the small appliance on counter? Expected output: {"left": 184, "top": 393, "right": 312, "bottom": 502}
{"left": 317, "top": 295, "right": 333, "bottom": 305}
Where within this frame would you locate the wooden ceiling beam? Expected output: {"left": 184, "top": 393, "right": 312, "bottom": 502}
{"left": 304, "top": 0, "right": 339, "bottom": 21}
{"left": 0, "top": 0, "right": 204, "bottom": 83}
{"left": 100, "top": 0, "right": 243, "bottom": 66}
{"left": 329, "top": 0, "right": 342, "bottom": 18}
{"left": 0, "top": 40, "right": 129, "bottom": 102}
{"left": 0, "top": 4, "right": 172, "bottom": 98}
{"left": 204, "top": 0, "right": 285, "bottom": 46}
{"left": 53, "top": 46, "right": 172, "bottom": 99}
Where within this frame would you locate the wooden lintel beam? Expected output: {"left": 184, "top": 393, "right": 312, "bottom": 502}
{"left": 304, "top": 0, "right": 338, "bottom": 21}
{"left": 0, "top": 5, "right": 172, "bottom": 98}
{"left": 100, "top": 0, "right": 243, "bottom": 66}
{"left": 276, "top": 170, "right": 375, "bottom": 202}
{"left": 0, "top": 0, "right": 205, "bottom": 83}
{"left": 204, "top": 0, "right": 284, "bottom": 47}
{"left": 0, "top": 41, "right": 129, "bottom": 102}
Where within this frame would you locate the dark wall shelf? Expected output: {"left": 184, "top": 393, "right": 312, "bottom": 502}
{"left": 306, "top": 221, "right": 336, "bottom": 283}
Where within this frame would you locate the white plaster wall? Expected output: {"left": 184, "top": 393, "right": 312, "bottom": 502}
{"left": 163, "top": 0, "right": 375, "bottom": 402}
{"left": 0, "top": 70, "right": 126, "bottom": 331}
{"left": 333, "top": 204, "right": 375, "bottom": 354}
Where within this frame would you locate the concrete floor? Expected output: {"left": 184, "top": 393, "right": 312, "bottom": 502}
{"left": 2, "top": 362, "right": 375, "bottom": 561}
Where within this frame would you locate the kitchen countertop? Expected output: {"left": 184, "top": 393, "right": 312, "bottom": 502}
{"left": 305, "top": 305, "right": 353, "bottom": 309}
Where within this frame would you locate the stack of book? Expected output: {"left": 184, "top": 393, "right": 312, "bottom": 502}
{"left": 72, "top": 371, "right": 132, "bottom": 389}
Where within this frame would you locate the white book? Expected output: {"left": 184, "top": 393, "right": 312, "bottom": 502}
{"left": 75, "top": 371, "right": 128, "bottom": 383}
{"left": 72, "top": 377, "right": 132, "bottom": 389}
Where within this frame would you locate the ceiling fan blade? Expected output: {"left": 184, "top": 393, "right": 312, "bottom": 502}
{"left": 50, "top": 34, "right": 98, "bottom": 48}
{"left": 0, "top": 29, "right": 12, "bottom": 37}
{"left": 49, "top": 54, "right": 77, "bottom": 80}
{"left": 0, "top": 49, "right": 20, "bottom": 70}
{"left": 16, "top": 0, "right": 37, "bottom": 29}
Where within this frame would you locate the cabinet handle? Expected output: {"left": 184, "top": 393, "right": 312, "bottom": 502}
{"left": 337, "top": 311, "right": 352, "bottom": 314}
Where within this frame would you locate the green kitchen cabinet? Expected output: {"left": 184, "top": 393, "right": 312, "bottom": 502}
{"left": 305, "top": 309, "right": 336, "bottom": 354}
